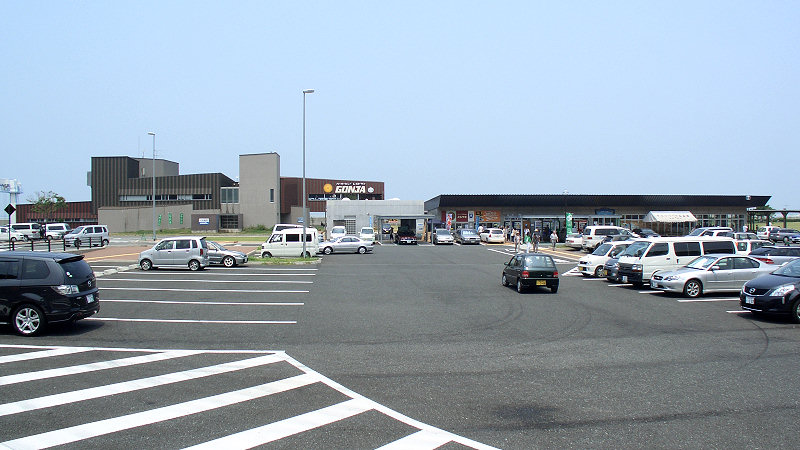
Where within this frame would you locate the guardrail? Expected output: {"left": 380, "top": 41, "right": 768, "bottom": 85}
{"left": 0, "top": 236, "right": 107, "bottom": 252}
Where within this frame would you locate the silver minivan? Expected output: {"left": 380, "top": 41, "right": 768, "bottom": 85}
{"left": 64, "top": 225, "right": 109, "bottom": 248}
{"left": 139, "top": 236, "right": 210, "bottom": 271}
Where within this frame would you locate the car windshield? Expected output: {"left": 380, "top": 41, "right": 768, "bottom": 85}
{"left": 490, "top": 229, "right": 502, "bottom": 234}
{"left": 436, "top": 229, "right": 449, "bottom": 235}
{"left": 620, "top": 241, "right": 650, "bottom": 257}
{"left": 592, "top": 244, "right": 612, "bottom": 255}
{"left": 524, "top": 255, "right": 555, "bottom": 268}
{"left": 773, "top": 259, "right": 800, "bottom": 277}
{"left": 68, "top": 226, "right": 85, "bottom": 234}
{"left": 361, "top": 228, "right": 373, "bottom": 234}
{"left": 461, "top": 230, "right": 477, "bottom": 236}
{"left": 685, "top": 256, "right": 718, "bottom": 270}
{"left": 210, "top": 241, "right": 227, "bottom": 251}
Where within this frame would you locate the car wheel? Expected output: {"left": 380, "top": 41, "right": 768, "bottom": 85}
{"left": 13, "top": 304, "right": 45, "bottom": 336}
{"left": 357, "top": 246, "right": 367, "bottom": 254}
{"left": 140, "top": 259, "right": 153, "bottom": 271}
{"left": 102, "top": 239, "right": 109, "bottom": 247}
{"left": 303, "top": 251, "right": 311, "bottom": 258}
{"left": 502, "top": 274, "right": 509, "bottom": 286}
{"left": 188, "top": 260, "right": 201, "bottom": 271}
{"left": 45, "top": 235, "right": 52, "bottom": 241}
{"left": 516, "top": 280, "right": 524, "bottom": 293}
{"left": 683, "top": 279, "right": 702, "bottom": 298}
{"left": 10, "top": 237, "right": 16, "bottom": 243}
{"left": 222, "top": 256, "right": 235, "bottom": 267}
{"left": 594, "top": 266, "right": 603, "bottom": 277}
{"left": 323, "top": 247, "right": 333, "bottom": 255}
{"left": 261, "top": 252, "right": 272, "bottom": 258}
{"left": 791, "top": 300, "right": 800, "bottom": 324}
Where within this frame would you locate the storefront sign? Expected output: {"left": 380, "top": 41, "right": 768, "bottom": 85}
{"left": 198, "top": 217, "right": 210, "bottom": 225}
{"left": 456, "top": 210, "right": 469, "bottom": 222}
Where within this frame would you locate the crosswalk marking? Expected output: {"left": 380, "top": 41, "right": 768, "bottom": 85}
{"left": 0, "top": 354, "right": 283, "bottom": 417}
{"left": 1, "top": 373, "right": 320, "bottom": 450}
{"left": 184, "top": 398, "right": 374, "bottom": 449}
{"left": 0, "top": 349, "right": 201, "bottom": 386}
{"left": 0, "top": 345, "right": 497, "bottom": 450}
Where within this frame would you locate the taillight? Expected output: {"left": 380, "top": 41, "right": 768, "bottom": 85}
{"left": 200, "top": 249, "right": 204, "bottom": 255}
{"left": 554, "top": 272, "right": 558, "bottom": 277}
{"left": 521, "top": 271, "right": 529, "bottom": 278}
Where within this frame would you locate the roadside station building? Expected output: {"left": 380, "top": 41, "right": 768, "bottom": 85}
{"left": 424, "top": 194, "right": 771, "bottom": 238}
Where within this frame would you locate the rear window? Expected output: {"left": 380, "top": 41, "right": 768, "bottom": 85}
{"left": 60, "top": 259, "right": 94, "bottom": 280}
{"left": 523, "top": 255, "right": 555, "bottom": 269}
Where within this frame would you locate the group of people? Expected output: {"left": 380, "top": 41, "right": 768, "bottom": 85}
{"left": 501, "top": 227, "right": 558, "bottom": 253}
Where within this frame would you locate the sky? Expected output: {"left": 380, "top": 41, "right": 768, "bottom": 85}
{"left": 2, "top": 1, "right": 798, "bottom": 209}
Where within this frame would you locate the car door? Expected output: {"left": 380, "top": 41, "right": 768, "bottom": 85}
{"left": 505, "top": 255, "right": 522, "bottom": 283}
{"left": 732, "top": 257, "right": 761, "bottom": 287}
{"left": 708, "top": 257, "right": 735, "bottom": 291}
{"left": 0, "top": 259, "right": 21, "bottom": 318}
{"left": 343, "top": 236, "right": 361, "bottom": 252}
{"left": 152, "top": 240, "right": 176, "bottom": 266}
{"left": 173, "top": 239, "right": 193, "bottom": 266}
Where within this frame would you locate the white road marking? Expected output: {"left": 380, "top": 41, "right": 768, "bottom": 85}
{"left": 0, "top": 347, "right": 93, "bottom": 365}
{"left": 376, "top": 429, "right": 456, "bottom": 449}
{"left": 101, "top": 299, "right": 304, "bottom": 306}
{"left": 677, "top": 297, "right": 740, "bottom": 302}
{"left": 87, "top": 318, "right": 297, "bottom": 325}
{"left": 0, "top": 350, "right": 202, "bottom": 386}
{"left": 0, "top": 354, "right": 284, "bottom": 417}
{"left": 102, "top": 278, "right": 312, "bottom": 284}
{"left": 100, "top": 287, "right": 308, "bottom": 293}
{"left": 727, "top": 310, "right": 750, "bottom": 314}
{"left": 116, "top": 272, "right": 316, "bottom": 276}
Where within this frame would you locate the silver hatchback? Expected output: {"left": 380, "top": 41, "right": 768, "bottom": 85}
{"left": 139, "top": 236, "right": 210, "bottom": 271}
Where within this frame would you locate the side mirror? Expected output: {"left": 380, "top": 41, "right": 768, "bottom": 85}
{"left": 711, "top": 265, "right": 721, "bottom": 271}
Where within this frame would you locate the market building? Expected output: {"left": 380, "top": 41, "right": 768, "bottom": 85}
{"left": 424, "top": 194, "right": 771, "bottom": 238}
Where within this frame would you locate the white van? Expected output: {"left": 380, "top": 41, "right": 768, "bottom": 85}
{"left": 10, "top": 223, "right": 42, "bottom": 240}
{"left": 581, "top": 226, "right": 633, "bottom": 251}
{"left": 261, "top": 227, "right": 319, "bottom": 257}
{"left": 616, "top": 237, "right": 736, "bottom": 287}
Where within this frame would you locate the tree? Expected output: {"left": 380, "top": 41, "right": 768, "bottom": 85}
{"left": 28, "top": 191, "right": 67, "bottom": 223}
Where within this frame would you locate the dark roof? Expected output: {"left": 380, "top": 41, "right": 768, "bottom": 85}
{"left": 425, "top": 194, "right": 771, "bottom": 210}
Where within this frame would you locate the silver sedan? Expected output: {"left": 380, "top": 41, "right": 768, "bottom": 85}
{"left": 320, "top": 236, "right": 374, "bottom": 255}
{"left": 207, "top": 241, "right": 249, "bottom": 267}
{"left": 650, "top": 255, "right": 773, "bottom": 298}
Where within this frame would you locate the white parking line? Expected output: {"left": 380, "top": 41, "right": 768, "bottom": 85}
{"left": 101, "top": 287, "right": 308, "bottom": 293}
{"left": 677, "top": 298, "right": 739, "bottom": 302}
{"left": 102, "top": 278, "right": 312, "bottom": 284}
{"left": 122, "top": 272, "right": 316, "bottom": 276}
{"left": 102, "top": 299, "right": 304, "bottom": 306}
{"left": 87, "top": 318, "right": 297, "bottom": 325}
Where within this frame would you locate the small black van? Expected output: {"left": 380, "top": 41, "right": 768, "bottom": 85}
{"left": 0, "top": 251, "right": 99, "bottom": 336}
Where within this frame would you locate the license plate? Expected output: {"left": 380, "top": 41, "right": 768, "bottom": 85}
{"left": 622, "top": 276, "right": 628, "bottom": 283}
{"left": 745, "top": 295, "right": 754, "bottom": 305}
{"left": 536, "top": 280, "right": 546, "bottom": 286}
{"left": 86, "top": 294, "right": 95, "bottom": 303}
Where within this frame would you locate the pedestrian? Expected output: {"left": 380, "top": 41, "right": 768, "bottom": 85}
{"left": 39, "top": 224, "right": 45, "bottom": 240}
{"left": 551, "top": 230, "right": 558, "bottom": 249}
{"left": 533, "top": 229, "right": 540, "bottom": 252}
{"left": 513, "top": 229, "right": 520, "bottom": 253}
{"left": 524, "top": 231, "right": 531, "bottom": 252}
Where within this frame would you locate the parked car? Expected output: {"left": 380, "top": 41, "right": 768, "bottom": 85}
{"left": 747, "top": 246, "right": 800, "bottom": 265}
{"left": 604, "top": 257, "right": 623, "bottom": 282}
{"left": 394, "top": 227, "right": 417, "bottom": 245}
{"left": 0, "top": 226, "right": 27, "bottom": 242}
{"left": 734, "top": 239, "right": 770, "bottom": 255}
{"left": 502, "top": 253, "right": 559, "bottom": 293}
{"left": 207, "top": 241, "right": 248, "bottom": 267}
{"left": 358, "top": 227, "right": 376, "bottom": 243}
{"left": 768, "top": 228, "right": 800, "bottom": 244}
{"left": 564, "top": 233, "right": 583, "bottom": 249}
{"left": 687, "top": 227, "right": 733, "bottom": 237}
{"left": 740, "top": 258, "right": 800, "bottom": 322}
{"left": 454, "top": 228, "right": 480, "bottom": 245}
{"left": 64, "top": 225, "right": 110, "bottom": 248}
{"left": 578, "top": 241, "right": 631, "bottom": 277}
{"left": 632, "top": 228, "right": 660, "bottom": 238}
{"left": 139, "top": 236, "right": 210, "bottom": 271}
{"left": 261, "top": 227, "right": 319, "bottom": 257}
{"left": 44, "top": 223, "right": 71, "bottom": 240}
{"left": 432, "top": 228, "right": 454, "bottom": 245}
{"left": 581, "top": 226, "right": 631, "bottom": 251}
{"left": 10, "top": 223, "right": 42, "bottom": 240}
{"left": 756, "top": 226, "right": 779, "bottom": 240}
{"left": 273, "top": 223, "right": 303, "bottom": 232}
{"left": 329, "top": 226, "right": 347, "bottom": 240}
{"left": 0, "top": 251, "right": 99, "bottom": 336}
{"left": 649, "top": 255, "right": 772, "bottom": 298}
{"left": 721, "top": 232, "right": 758, "bottom": 241}
{"left": 480, "top": 228, "right": 505, "bottom": 243}
{"left": 791, "top": 233, "right": 800, "bottom": 245}
{"left": 320, "top": 236, "right": 373, "bottom": 254}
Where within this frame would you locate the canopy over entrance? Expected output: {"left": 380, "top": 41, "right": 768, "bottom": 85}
{"left": 643, "top": 211, "right": 698, "bottom": 223}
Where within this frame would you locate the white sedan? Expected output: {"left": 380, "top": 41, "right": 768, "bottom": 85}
{"left": 320, "top": 236, "right": 374, "bottom": 255}
{"left": 0, "top": 226, "right": 27, "bottom": 242}
{"left": 564, "top": 233, "right": 583, "bottom": 249}
{"left": 480, "top": 228, "right": 505, "bottom": 243}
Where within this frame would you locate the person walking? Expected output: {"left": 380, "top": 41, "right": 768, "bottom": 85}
{"left": 513, "top": 229, "right": 520, "bottom": 253}
{"left": 533, "top": 229, "right": 540, "bottom": 252}
{"left": 550, "top": 230, "right": 558, "bottom": 249}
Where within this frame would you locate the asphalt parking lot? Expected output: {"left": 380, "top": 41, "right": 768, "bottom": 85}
{"left": 3, "top": 241, "right": 800, "bottom": 448}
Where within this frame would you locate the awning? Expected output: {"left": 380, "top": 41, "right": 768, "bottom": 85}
{"left": 643, "top": 211, "right": 698, "bottom": 223}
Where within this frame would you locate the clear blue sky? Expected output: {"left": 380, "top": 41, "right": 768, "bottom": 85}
{"left": 2, "top": 1, "right": 798, "bottom": 208}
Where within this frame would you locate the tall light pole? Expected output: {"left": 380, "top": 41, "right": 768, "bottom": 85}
{"left": 147, "top": 132, "right": 156, "bottom": 241}
{"left": 302, "top": 89, "right": 314, "bottom": 258}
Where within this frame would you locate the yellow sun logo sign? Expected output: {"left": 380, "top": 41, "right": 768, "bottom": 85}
{"left": 323, "top": 183, "right": 333, "bottom": 193}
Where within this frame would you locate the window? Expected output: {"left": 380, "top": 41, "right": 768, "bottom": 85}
{"left": 220, "top": 215, "right": 240, "bottom": 230}
{"left": 156, "top": 240, "right": 175, "bottom": 251}
{"left": 175, "top": 240, "right": 191, "bottom": 250}
{"left": 21, "top": 260, "right": 50, "bottom": 280}
{"left": 734, "top": 257, "right": 759, "bottom": 269}
{"left": 0, "top": 260, "right": 19, "bottom": 279}
{"left": 269, "top": 234, "right": 283, "bottom": 243}
{"left": 270, "top": 189, "right": 275, "bottom": 203}
{"left": 714, "top": 258, "right": 732, "bottom": 270}
{"left": 646, "top": 243, "right": 669, "bottom": 257}
{"left": 221, "top": 187, "right": 239, "bottom": 204}
{"left": 702, "top": 241, "right": 735, "bottom": 254}
{"left": 674, "top": 242, "right": 701, "bottom": 257}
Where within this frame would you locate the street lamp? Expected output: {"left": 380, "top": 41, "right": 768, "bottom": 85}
{"left": 302, "top": 89, "right": 314, "bottom": 258}
{"left": 147, "top": 132, "right": 156, "bottom": 241}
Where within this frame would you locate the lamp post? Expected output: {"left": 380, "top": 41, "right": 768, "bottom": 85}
{"left": 302, "top": 89, "right": 314, "bottom": 258}
{"left": 147, "top": 132, "right": 156, "bottom": 241}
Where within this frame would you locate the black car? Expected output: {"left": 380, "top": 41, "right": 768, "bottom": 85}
{"left": 502, "top": 252, "right": 559, "bottom": 293}
{"left": 0, "top": 251, "right": 99, "bottom": 336}
{"left": 604, "top": 257, "right": 623, "bottom": 282}
{"left": 740, "top": 258, "right": 800, "bottom": 322}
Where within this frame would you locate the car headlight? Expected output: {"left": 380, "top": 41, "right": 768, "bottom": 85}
{"left": 769, "top": 284, "right": 796, "bottom": 297}
{"left": 664, "top": 275, "right": 680, "bottom": 281}
{"left": 632, "top": 264, "right": 643, "bottom": 271}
